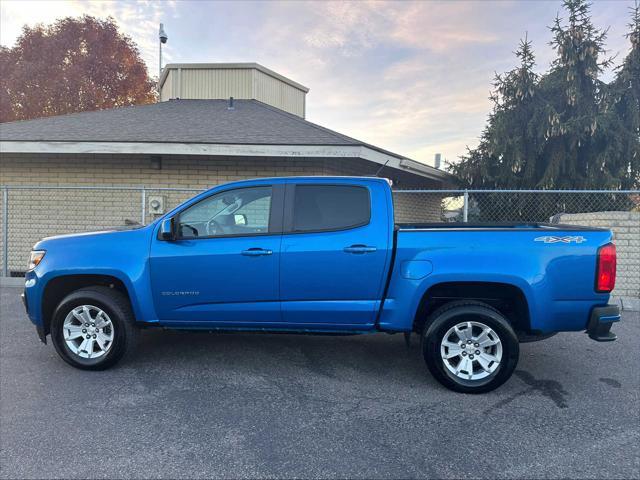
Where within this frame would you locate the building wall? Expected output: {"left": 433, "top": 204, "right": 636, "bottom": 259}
{"left": 253, "top": 69, "right": 307, "bottom": 118}
{"left": 161, "top": 68, "right": 253, "bottom": 102}
{"left": 389, "top": 192, "right": 443, "bottom": 225}
{"left": 180, "top": 68, "right": 253, "bottom": 100}
{"left": 0, "top": 154, "right": 441, "bottom": 274}
{"left": 556, "top": 211, "right": 640, "bottom": 299}
{"left": 161, "top": 72, "right": 173, "bottom": 101}
{"left": 322, "top": 159, "right": 442, "bottom": 224}
{"left": 160, "top": 66, "right": 307, "bottom": 117}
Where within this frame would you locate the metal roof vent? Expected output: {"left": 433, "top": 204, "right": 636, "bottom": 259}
{"left": 228, "top": 97, "right": 234, "bottom": 110}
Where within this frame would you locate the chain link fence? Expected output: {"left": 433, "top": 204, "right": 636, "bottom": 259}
{"left": 1, "top": 185, "right": 638, "bottom": 298}
{"left": 393, "top": 189, "right": 640, "bottom": 223}
{"left": 396, "top": 188, "right": 639, "bottom": 299}
{"left": 0, "top": 186, "right": 203, "bottom": 277}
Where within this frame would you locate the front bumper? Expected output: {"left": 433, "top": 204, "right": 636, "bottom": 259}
{"left": 586, "top": 305, "right": 620, "bottom": 342}
{"left": 21, "top": 291, "right": 28, "bottom": 313}
{"left": 22, "top": 288, "right": 46, "bottom": 344}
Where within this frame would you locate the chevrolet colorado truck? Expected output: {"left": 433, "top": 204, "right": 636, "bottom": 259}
{"left": 22, "top": 177, "right": 620, "bottom": 393}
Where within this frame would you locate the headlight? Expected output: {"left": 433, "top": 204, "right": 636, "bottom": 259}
{"left": 28, "top": 250, "right": 46, "bottom": 270}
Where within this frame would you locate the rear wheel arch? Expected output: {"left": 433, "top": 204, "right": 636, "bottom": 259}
{"left": 412, "top": 281, "right": 532, "bottom": 335}
{"left": 41, "top": 274, "right": 136, "bottom": 336}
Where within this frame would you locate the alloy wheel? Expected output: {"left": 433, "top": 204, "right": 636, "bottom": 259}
{"left": 63, "top": 305, "right": 114, "bottom": 359}
{"left": 440, "top": 320, "right": 503, "bottom": 381}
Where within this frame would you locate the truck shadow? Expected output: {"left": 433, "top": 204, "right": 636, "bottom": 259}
{"left": 130, "top": 328, "right": 594, "bottom": 411}
{"left": 133, "top": 328, "right": 430, "bottom": 384}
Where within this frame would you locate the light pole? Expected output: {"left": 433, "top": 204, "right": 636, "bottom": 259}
{"left": 158, "top": 23, "right": 168, "bottom": 97}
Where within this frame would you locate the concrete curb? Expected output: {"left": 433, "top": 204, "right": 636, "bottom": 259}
{"left": 1, "top": 277, "right": 24, "bottom": 288}
{"left": 611, "top": 296, "right": 640, "bottom": 312}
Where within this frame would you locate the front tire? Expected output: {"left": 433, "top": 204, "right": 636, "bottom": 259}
{"left": 422, "top": 301, "right": 519, "bottom": 393}
{"left": 51, "top": 287, "right": 138, "bottom": 370}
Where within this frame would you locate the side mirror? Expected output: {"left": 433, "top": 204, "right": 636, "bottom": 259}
{"left": 160, "top": 217, "right": 175, "bottom": 241}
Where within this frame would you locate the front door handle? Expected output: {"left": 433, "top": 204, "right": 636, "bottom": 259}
{"left": 241, "top": 248, "right": 273, "bottom": 256}
{"left": 343, "top": 245, "right": 377, "bottom": 254}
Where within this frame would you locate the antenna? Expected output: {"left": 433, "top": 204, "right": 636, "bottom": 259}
{"left": 374, "top": 158, "right": 391, "bottom": 177}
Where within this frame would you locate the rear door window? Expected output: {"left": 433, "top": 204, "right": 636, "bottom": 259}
{"left": 292, "top": 185, "right": 370, "bottom": 233}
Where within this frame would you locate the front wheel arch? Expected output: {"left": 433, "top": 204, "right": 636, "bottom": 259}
{"left": 50, "top": 286, "right": 138, "bottom": 370}
{"left": 41, "top": 274, "right": 135, "bottom": 337}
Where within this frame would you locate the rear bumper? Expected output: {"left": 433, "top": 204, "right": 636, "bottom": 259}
{"left": 586, "top": 305, "right": 620, "bottom": 342}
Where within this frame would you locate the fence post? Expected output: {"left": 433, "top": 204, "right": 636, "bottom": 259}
{"left": 2, "top": 186, "right": 8, "bottom": 277}
{"left": 462, "top": 189, "right": 469, "bottom": 223}
{"left": 141, "top": 186, "right": 146, "bottom": 226}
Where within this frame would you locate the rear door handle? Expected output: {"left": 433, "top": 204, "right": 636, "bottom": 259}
{"left": 241, "top": 248, "right": 273, "bottom": 256}
{"left": 343, "top": 245, "right": 377, "bottom": 254}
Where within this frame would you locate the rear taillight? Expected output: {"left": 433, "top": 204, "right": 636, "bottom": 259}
{"left": 596, "top": 243, "right": 616, "bottom": 293}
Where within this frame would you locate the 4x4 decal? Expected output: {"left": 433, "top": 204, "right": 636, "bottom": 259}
{"left": 534, "top": 235, "right": 587, "bottom": 244}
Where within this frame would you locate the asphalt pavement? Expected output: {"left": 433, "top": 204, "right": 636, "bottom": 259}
{"left": 1, "top": 286, "right": 638, "bottom": 479}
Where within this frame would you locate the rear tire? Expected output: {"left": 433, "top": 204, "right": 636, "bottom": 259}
{"left": 51, "top": 286, "right": 138, "bottom": 370}
{"left": 421, "top": 300, "right": 519, "bottom": 393}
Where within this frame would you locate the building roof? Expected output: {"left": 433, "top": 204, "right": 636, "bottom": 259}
{"left": 0, "top": 99, "right": 452, "bottom": 183}
{"left": 0, "top": 99, "right": 356, "bottom": 144}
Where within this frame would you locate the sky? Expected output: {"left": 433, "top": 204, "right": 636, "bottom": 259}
{"left": 0, "top": 0, "right": 635, "bottom": 167}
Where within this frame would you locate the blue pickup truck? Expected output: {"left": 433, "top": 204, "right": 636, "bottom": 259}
{"left": 22, "top": 176, "right": 620, "bottom": 393}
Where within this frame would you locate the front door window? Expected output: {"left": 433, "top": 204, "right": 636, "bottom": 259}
{"left": 177, "top": 186, "right": 272, "bottom": 238}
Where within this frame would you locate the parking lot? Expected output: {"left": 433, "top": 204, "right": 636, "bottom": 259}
{"left": 1, "top": 285, "right": 638, "bottom": 479}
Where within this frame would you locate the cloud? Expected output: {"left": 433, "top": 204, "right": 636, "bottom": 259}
{"left": 243, "top": 0, "right": 510, "bottom": 164}
{"left": 294, "top": 1, "right": 502, "bottom": 56}
{"left": 385, "top": 2, "right": 501, "bottom": 52}
{"left": 1, "top": 0, "right": 633, "bottom": 166}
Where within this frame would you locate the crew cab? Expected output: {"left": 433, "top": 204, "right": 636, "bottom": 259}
{"left": 22, "top": 177, "right": 620, "bottom": 393}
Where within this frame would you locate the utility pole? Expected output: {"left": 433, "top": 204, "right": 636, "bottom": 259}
{"left": 158, "top": 23, "right": 168, "bottom": 97}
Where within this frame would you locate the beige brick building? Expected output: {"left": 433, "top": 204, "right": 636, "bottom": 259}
{"left": 0, "top": 64, "right": 453, "bottom": 275}
{"left": 556, "top": 211, "right": 640, "bottom": 302}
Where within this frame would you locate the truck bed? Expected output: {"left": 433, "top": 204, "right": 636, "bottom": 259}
{"left": 396, "top": 222, "right": 608, "bottom": 231}
{"left": 379, "top": 223, "right": 614, "bottom": 334}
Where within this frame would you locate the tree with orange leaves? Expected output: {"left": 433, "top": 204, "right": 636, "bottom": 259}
{"left": 0, "top": 15, "right": 156, "bottom": 123}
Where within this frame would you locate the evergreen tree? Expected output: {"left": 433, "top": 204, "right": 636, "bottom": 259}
{"left": 539, "top": 0, "right": 614, "bottom": 189}
{"left": 452, "top": 0, "right": 639, "bottom": 190}
{"left": 604, "top": 1, "right": 640, "bottom": 189}
{"left": 451, "top": 37, "right": 546, "bottom": 190}
{"left": 450, "top": 0, "right": 639, "bottom": 221}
